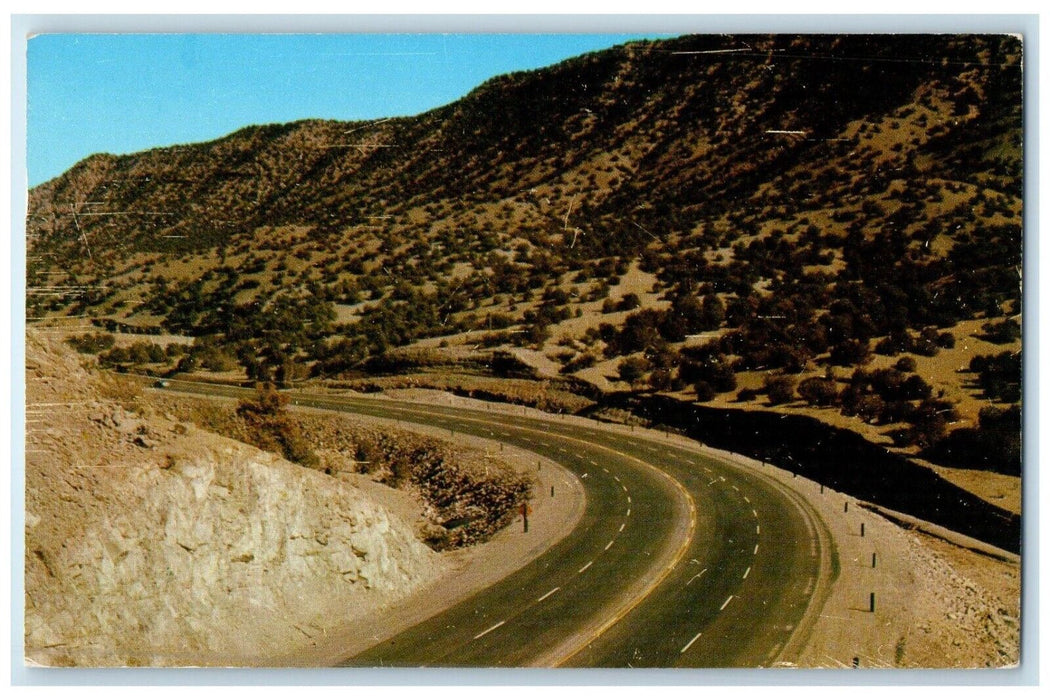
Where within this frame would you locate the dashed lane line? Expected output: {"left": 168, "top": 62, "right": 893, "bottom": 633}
{"left": 619, "top": 523, "right": 626, "bottom": 532}
{"left": 474, "top": 620, "right": 506, "bottom": 640}
{"left": 720, "top": 595, "right": 734, "bottom": 611}
{"left": 742, "top": 566, "right": 751, "bottom": 580}
{"left": 605, "top": 540, "right": 615, "bottom": 551}
{"left": 537, "top": 587, "right": 561, "bottom": 602}
{"left": 752, "top": 509, "right": 758, "bottom": 518}
{"left": 578, "top": 561, "right": 593, "bottom": 574}
{"left": 681, "top": 632, "right": 703, "bottom": 654}
{"left": 754, "top": 543, "right": 760, "bottom": 555}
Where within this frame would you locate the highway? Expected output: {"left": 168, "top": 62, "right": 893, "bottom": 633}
{"left": 158, "top": 380, "right": 835, "bottom": 668}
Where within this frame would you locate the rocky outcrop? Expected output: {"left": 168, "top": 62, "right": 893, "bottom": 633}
{"left": 25, "top": 331, "right": 447, "bottom": 666}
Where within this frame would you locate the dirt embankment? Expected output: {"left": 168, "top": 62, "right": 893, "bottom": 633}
{"left": 23, "top": 332, "right": 539, "bottom": 667}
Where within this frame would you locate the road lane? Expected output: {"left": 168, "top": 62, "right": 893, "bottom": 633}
{"left": 155, "top": 380, "right": 833, "bottom": 667}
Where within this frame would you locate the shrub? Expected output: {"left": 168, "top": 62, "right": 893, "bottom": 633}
{"left": 894, "top": 355, "right": 917, "bottom": 372}
{"left": 798, "top": 377, "right": 838, "bottom": 407}
{"left": 694, "top": 380, "right": 716, "bottom": 402}
{"left": 980, "top": 318, "right": 1021, "bottom": 344}
{"left": 236, "top": 383, "right": 319, "bottom": 469}
{"left": 763, "top": 375, "right": 797, "bottom": 405}
{"left": 829, "top": 339, "right": 872, "bottom": 367}
{"left": 618, "top": 356, "right": 651, "bottom": 383}
{"left": 66, "top": 332, "right": 115, "bottom": 354}
{"left": 649, "top": 368, "right": 672, "bottom": 392}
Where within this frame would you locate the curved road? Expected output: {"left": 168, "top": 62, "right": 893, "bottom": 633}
{"left": 159, "top": 381, "right": 835, "bottom": 668}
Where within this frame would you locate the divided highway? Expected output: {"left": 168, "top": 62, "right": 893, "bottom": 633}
{"left": 158, "top": 381, "right": 835, "bottom": 668}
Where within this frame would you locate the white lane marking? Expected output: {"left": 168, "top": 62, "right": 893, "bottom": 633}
{"left": 627, "top": 496, "right": 631, "bottom": 503}
{"left": 558, "top": 447, "right": 567, "bottom": 454}
{"left": 719, "top": 476, "right": 726, "bottom": 482}
{"left": 605, "top": 540, "right": 615, "bottom": 551}
{"left": 589, "top": 460, "right": 598, "bottom": 466}
{"left": 647, "top": 446, "right": 658, "bottom": 453}
{"left": 539, "top": 441, "right": 550, "bottom": 447}
{"left": 686, "top": 568, "right": 708, "bottom": 586}
{"left": 622, "top": 484, "right": 628, "bottom": 492}
{"left": 742, "top": 566, "right": 751, "bottom": 580}
{"left": 574, "top": 452, "right": 585, "bottom": 459}
{"left": 731, "top": 484, "right": 740, "bottom": 492}
{"left": 756, "top": 525, "right": 761, "bottom": 535}
{"left": 685, "top": 459, "right": 696, "bottom": 466}
{"left": 681, "top": 631, "right": 703, "bottom": 654}
{"left": 752, "top": 509, "right": 758, "bottom": 518}
{"left": 754, "top": 544, "right": 760, "bottom": 555}
{"left": 614, "top": 475, "right": 621, "bottom": 482}
{"left": 744, "top": 496, "right": 751, "bottom": 504}
{"left": 626, "top": 508, "right": 631, "bottom": 517}
{"left": 537, "top": 587, "right": 561, "bottom": 602}
{"left": 665, "top": 450, "right": 674, "bottom": 457}
{"left": 474, "top": 620, "right": 506, "bottom": 639}
{"left": 619, "top": 523, "right": 626, "bottom": 532}
{"left": 720, "top": 595, "right": 734, "bottom": 611}
{"left": 579, "top": 561, "right": 593, "bottom": 573}
{"left": 708, "top": 479, "right": 718, "bottom": 486}
{"left": 500, "top": 431, "right": 512, "bottom": 437}
{"left": 703, "top": 467, "right": 713, "bottom": 474}
{"left": 602, "top": 467, "right": 609, "bottom": 473}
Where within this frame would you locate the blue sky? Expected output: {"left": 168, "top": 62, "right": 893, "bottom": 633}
{"left": 26, "top": 33, "right": 667, "bottom": 186}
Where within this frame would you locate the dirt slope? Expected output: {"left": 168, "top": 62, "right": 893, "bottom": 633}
{"left": 24, "top": 330, "right": 448, "bottom": 666}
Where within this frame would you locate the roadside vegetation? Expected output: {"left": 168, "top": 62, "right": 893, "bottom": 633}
{"left": 36, "top": 33, "right": 1022, "bottom": 481}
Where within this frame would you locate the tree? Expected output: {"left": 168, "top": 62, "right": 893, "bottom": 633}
{"left": 618, "top": 356, "right": 651, "bottom": 383}
{"left": 763, "top": 375, "right": 797, "bottom": 405}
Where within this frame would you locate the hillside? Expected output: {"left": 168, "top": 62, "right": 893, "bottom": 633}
{"left": 24, "top": 330, "right": 533, "bottom": 666}
{"left": 27, "top": 34, "right": 1023, "bottom": 506}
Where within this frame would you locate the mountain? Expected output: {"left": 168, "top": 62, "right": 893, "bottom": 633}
{"left": 27, "top": 33, "right": 1023, "bottom": 480}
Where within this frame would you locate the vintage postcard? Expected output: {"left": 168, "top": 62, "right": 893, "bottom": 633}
{"left": 23, "top": 31, "right": 1022, "bottom": 670}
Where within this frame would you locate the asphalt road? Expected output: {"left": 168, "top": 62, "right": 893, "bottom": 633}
{"left": 158, "top": 381, "right": 834, "bottom": 668}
